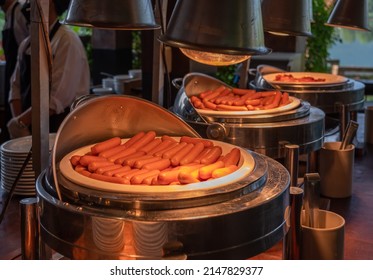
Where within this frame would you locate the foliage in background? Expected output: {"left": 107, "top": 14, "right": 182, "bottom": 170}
{"left": 305, "top": 0, "right": 340, "bottom": 73}
{"left": 132, "top": 31, "right": 141, "bottom": 69}
{"left": 215, "top": 64, "right": 240, "bottom": 87}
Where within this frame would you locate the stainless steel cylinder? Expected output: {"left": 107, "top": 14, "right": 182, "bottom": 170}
{"left": 283, "top": 187, "right": 304, "bottom": 260}
{"left": 20, "top": 197, "right": 39, "bottom": 260}
{"left": 284, "top": 144, "right": 300, "bottom": 187}
{"left": 365, "top": 106, "right": 373, "bottom": 144}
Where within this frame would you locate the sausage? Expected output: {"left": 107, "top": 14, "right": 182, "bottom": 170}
{"left": 198, "top": 89, "right": 213, "bottom": 99}
{"left": 263, "top": 91, "right": 282, "bottom": 109}
{"left": 134, "top": 156, "right": 162, "bottom": 169}
{"left": 98, "top": 144, "right": 127, "bottom": 159}
{"left": 162, "top": 142, "right": 187, "bottom": 159}
{"left": 79, "top": 155, "right": 108, "bottom": 166}
{"left": 179, "top": 136, "right": 214, "bottom": 148}
{"left": 232, "top": 88, "right": 256, "bottom": 96}
{"left": 280, "top": 92, "right": 290, "bottom": 106}
{"left": 129, "top": 131, "right": 157, "bottom": 151}
{"left": 213, "top": 88, "right": 232, "bottom": 104}
{"left": 74, "top": 165, "right": 87, "bottom": 172}
{"left": 261, "top": 95, "right": 275, "bottom": 106}
{"left": 147, "top": 139, "right": 175, "bottom": 156}
{"left": 113, "top": 151, "right": 145, "bottom": 165}
{"left": 130, "top": 169, "right": 160, "bottom": 185}
{"left": 142, "top": 158, "right": 171, "bottom": 171}
{"left": 70, "top": 155, "right": 81, "bottom": 166}
{"left": 216, "top": 104, "right": 248, "bottom": 111}
{"left": 202, "top": 98, "right": 217, "bottom": 110}
{"left": 218, "top": 92, "right": 235, "bottom": 105}
{"left": 123, "top": 154, "right": 154, "bottom": 168}
{"left": 200, "top": 146, "right": 223, "bottom": 165}
{"left": 212, "top": 165, "right": 239, "bottom": 179}
{"left": 103, "top": 165, "right": 131, "bottom": 177}
{"left": 90, "top": 173, "right": 130, "bottom": 184}
{"left": 113, "top": 167, "right": 140, "bottom": 178}
{"left": 178, "top": 169, "right": 200, "bottom": 184}
{"left": 203, "top": 86, "right": 226, "bottom": 102}
{"left": 142, "top": 174, "right": 159, "bottom": 185}
{"left": 95, "top": 164, "right": 123, "bottom": 175}
{"left": 179, "top": 142, "right": 205, "bottom": 165}
{"left": 108, "top": 147, "right": 137, "bottom": 163}
{"left": 245, "top": 92, "right": 262, "bottom": 101}
{"left": 153, "top": 141, "right": 178, "bottom": 157}
{"left": 170, "top": 143, "right": 195, "bottom": 166}
{"left": 158, "top": 164, "right": 203, "bottom": 185}
{"left": 121, "top": 169, "right": 150, "bottom": 181}
{"left": 138, "top": 138, "right": 162, "bottom": 153}
{"left": 232, "top": 92, "right": 255, "bottom": 106}
{"left": 198, "top": 160, "right": 225, "bottom": 180}
{"left": 193, "top": 147, "right": 212, "bottom": 163}
{"left": 90, "top": 137, "right": 122, "bottom": 155}
{"left": 222, "top": 148, "right": 241, "bottom": 167}
{"left": 88, "top": 161, "right": 114, "bottom": 172}
{"left": 77, "top": 169, "right": 92, "bottom": 177}
{"left": 120, "top": 152, "right": 147, "bottom": 167}
{"left": 245, "top": 99, "right": 261, "bottom": 106}
{"left": 261, "top": 91, "right": 277, "bottom": 97}
{"left": 123, "top": 131, "right": 145, "bottom": 148}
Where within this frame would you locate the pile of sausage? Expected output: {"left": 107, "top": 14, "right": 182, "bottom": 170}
{"left": 189, "top": 86, "right": 291, "bottom": 111}
{"left": 274, "top": 74, "right": 326, "bottom": 83}
{"left": 69, "top": 131, "right": 241, "bottom": 186}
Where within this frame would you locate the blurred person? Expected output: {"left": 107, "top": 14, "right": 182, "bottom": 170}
{"left": 7, "top": 0, "right": 90, "bottom": 139}
{"left": 1, "top": 0, "right": 29, "bottom": 140}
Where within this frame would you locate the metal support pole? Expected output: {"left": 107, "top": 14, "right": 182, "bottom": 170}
{"left": 30, "top": 0, "right": 50, "bottom": 177}
{"left": 284, "top": 144, "right": 299, "bottom": 187}
{"left": 283, "top": 187, "right": 304, "bottom": 260}
{"left": 20, "top": 197, "right": 39, "bottom": 260}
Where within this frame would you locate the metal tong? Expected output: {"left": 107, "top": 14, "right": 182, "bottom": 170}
{"left": 303, "top": 173, "right": 321, "bottom": 228}
{"left": 340, "top": 120, "right": 359, "bottom": 150}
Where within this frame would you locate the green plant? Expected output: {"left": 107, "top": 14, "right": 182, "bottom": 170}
{"left": 305, "top": 0, "right": 340, "bottom": 73}
{"left": 215, "top": 64, "right": 240, "bottom": 87}
{"left": 132, "top": 31, "right": 141, "bottom": 69}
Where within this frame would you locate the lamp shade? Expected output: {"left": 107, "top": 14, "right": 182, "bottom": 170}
{"left": 325, "top": 0, "right": 370, "bottom": 31}
{"left": 262, "top": 0, "right": 312, "bottom": 37}
{"left": 158, "top": 0, "right": 270, "bottom": 59}
{"left": 63, "top": 0, "right": 160, "bottom": 30}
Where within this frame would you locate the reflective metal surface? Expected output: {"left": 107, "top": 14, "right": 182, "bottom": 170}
{"left": 172, "top": 73, "right": 325, "bottom": 158}
{"left": 37, "top": 152, "right": 290, "bottom": 260}
{"left": 251, "top": 70, "right": 365, "bottom": 114}
{"left": 158, "top": 0, "right": 270, "bottom": 56}
{"left": 262, "top": 0, "right": 312, "bottom": 36}
{"left": 325, "top": 0, "right": 370, "bottom": 31}
{"left": 64, "top": 0, "right": 160, "bottom": 30}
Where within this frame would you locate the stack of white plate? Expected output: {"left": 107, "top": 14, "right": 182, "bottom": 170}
{"left": 0, "top": 134, "right": 56, "bottom": 196}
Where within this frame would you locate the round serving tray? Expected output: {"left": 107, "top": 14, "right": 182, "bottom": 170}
{"left": 55, "top": 147, "right": 266, "bottom": 211}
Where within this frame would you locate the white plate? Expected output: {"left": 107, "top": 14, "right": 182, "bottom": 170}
{"left": 263, "top": 72, "right": 348, "bottom": 86}
{"left": 196, "top": 96, "right": 301, "bottom": 117}
{"left": 59, "top": 138, "right": 255, "bottom": 194}
{"left": 0, "top": 133, "right": 56, "bottom": 154}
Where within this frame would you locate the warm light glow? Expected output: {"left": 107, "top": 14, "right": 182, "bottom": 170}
{"left": 180, "top": 48, "right": 250, "bottom": 66}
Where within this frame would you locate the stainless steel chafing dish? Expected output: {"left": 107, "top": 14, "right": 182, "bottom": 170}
{"left": 36, "top": 95, "right": 290, "bottom": 260}
{"left": 172, "top": 72, "right": 325, "bottom": 159}
{"left": 249, "top": 66, "right": 365, "bottom": 138}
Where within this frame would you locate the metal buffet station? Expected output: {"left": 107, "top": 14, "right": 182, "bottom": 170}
{"left": 36, "top": 96, "right": 290, "bottom": 260}
{"left": 5, "top": 0, "right": 368, "bottom": 261}
{"left": 249, "top": 66, "right": 366, "bottom": 139}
